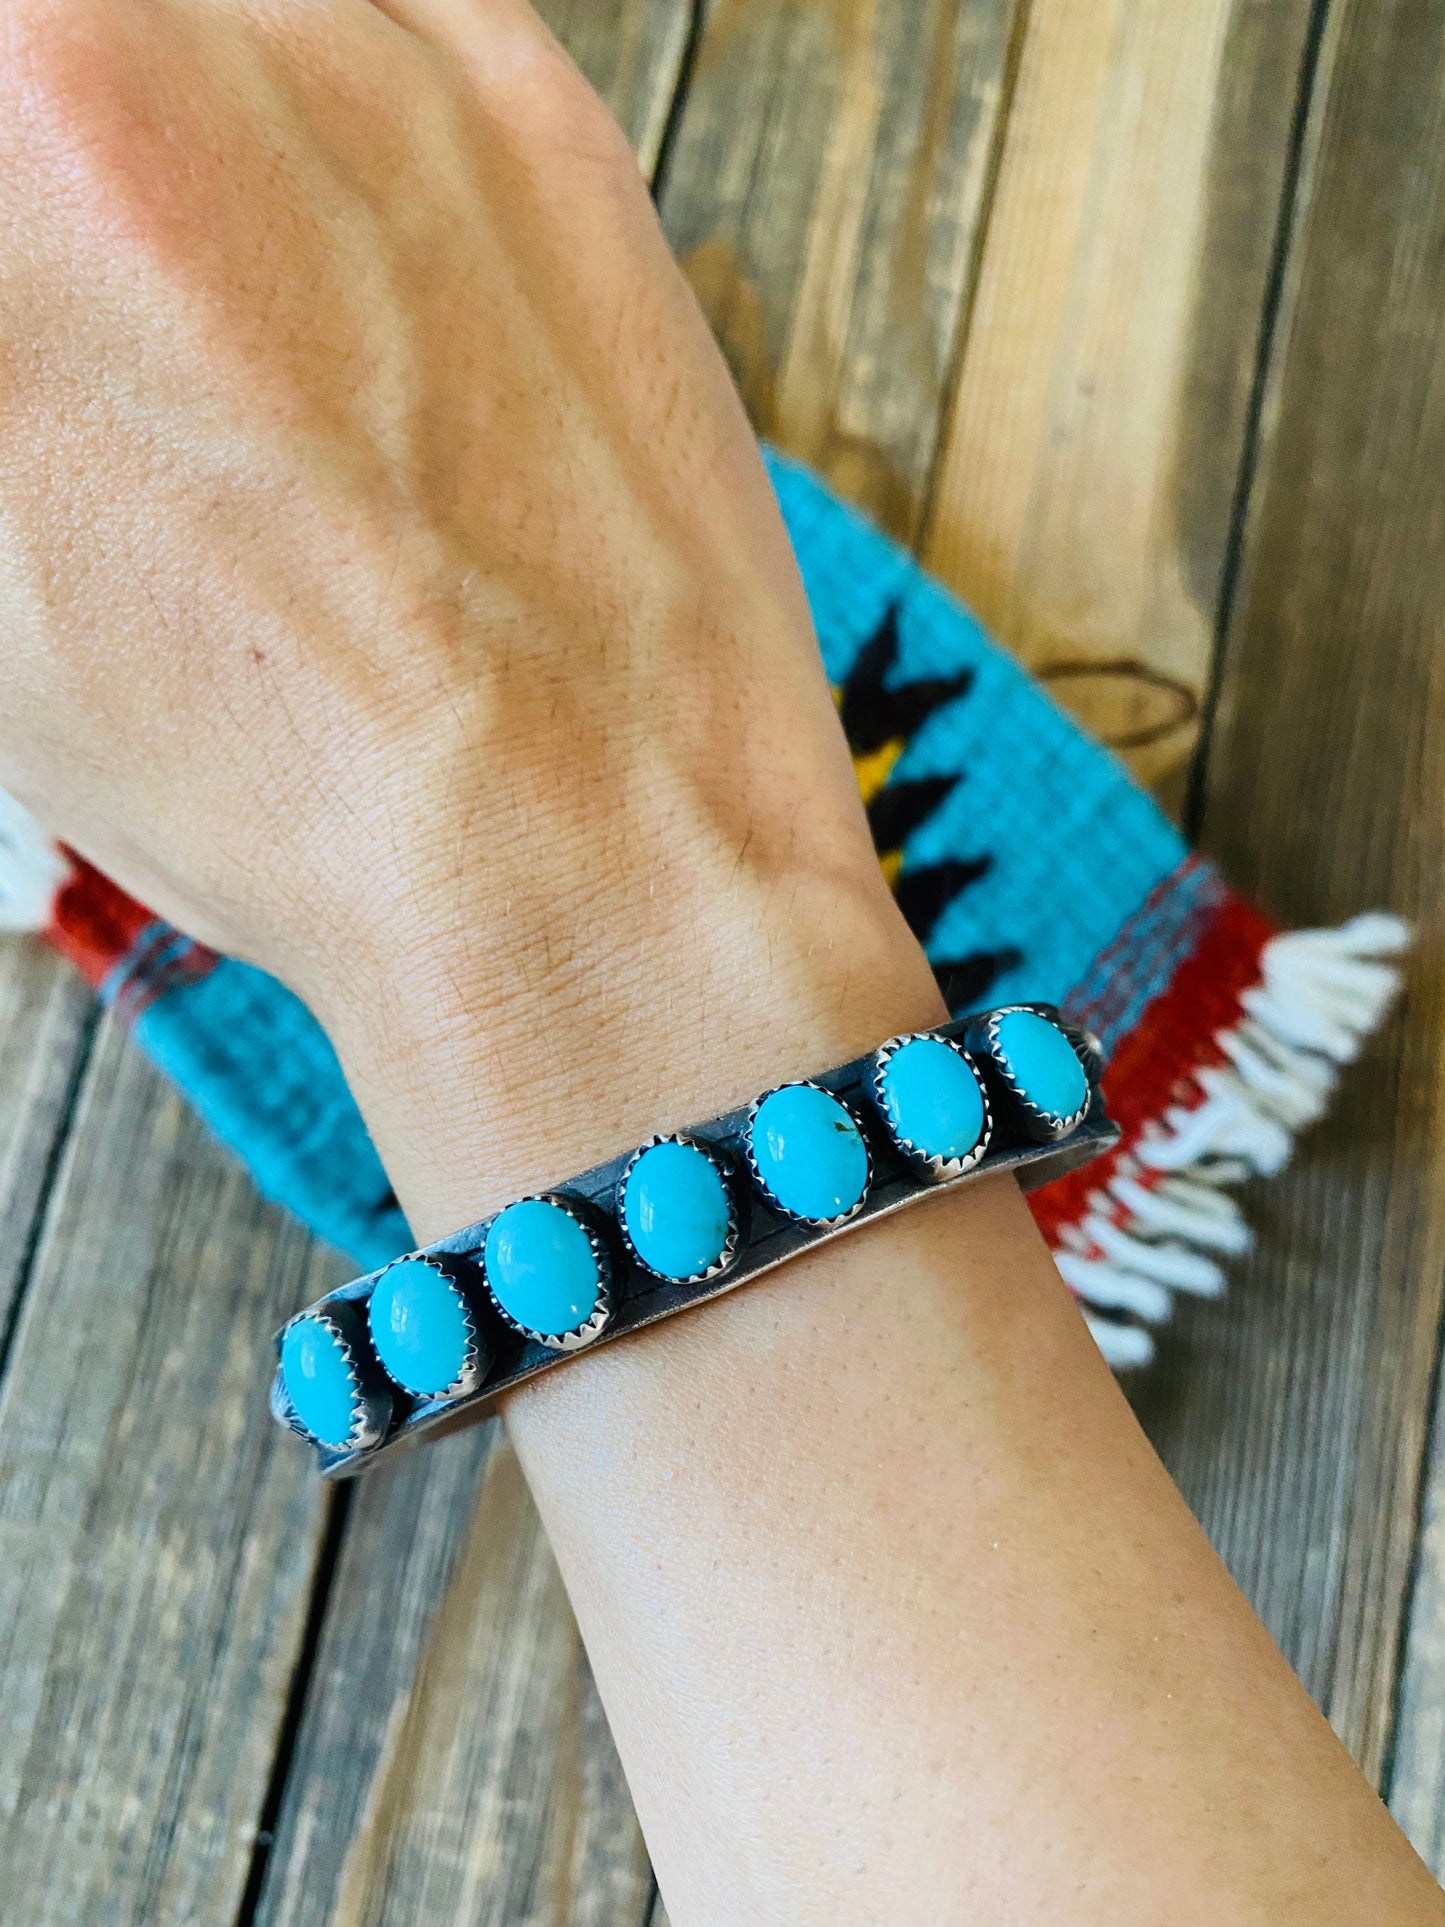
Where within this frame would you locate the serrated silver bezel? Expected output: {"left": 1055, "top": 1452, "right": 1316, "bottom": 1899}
{"left": 744, "top": 1079, "right": 873, "bottom": 1228}
{"left": 614, "top": 1134, "right": 741, "bottom": 1284}
{"left": 869, "top": 1031, "right": 993, "bottom": 1181}
{"left": 271, "top": 1308, "right": 391, "bottom": 1454}
{"left": 481, "top": 1194, "right": 613, "bottom": 1353}
{"left": 366, "top": 1252, "right": 487, "bottom": 1401}
{"left": 1073, "top": 1024, "right": 1106, "bottom": 1080}
{"left": 983, "top": 1005, "right": 1090, "bottom": 1137}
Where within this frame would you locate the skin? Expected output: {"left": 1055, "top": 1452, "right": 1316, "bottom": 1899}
{"left": 0, "top": 1, "right": 1440, "bottom": 1920}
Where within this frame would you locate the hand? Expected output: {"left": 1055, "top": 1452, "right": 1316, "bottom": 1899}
{"left": 0, "top": 0, "right": 940, "bottom": 1224}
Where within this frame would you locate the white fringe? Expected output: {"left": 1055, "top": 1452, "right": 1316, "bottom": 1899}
{"left": 0, "top": 790, "right": 68, "bottom": 931}
{"left": 1069, "top": 913, "right": 1409, "bottom": 1369}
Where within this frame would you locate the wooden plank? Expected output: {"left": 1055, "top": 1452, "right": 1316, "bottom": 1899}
{"left": 1326, "top": 0, "right": 1445, "bottom": 1841}
{"left": 254, "top": 1430, "right": 651, "bottom": 1927}
{"left": 656, "top": 0, "right": 1022, "bottom": 541}
{"left": 0, "top": 1014, "right": 342, "bottom": 1926}
{"left": 1131, "top": 0, "right": 1445, "bottom": 1791}
{"left": 1394, "top": 1376, "right": 1445, "bottom": 1876}
{"left": 0, "top": 936, "right": 94, "bottom": 1340}
{"left": 921, "top": 0, "right": 1317, "bottom": 809}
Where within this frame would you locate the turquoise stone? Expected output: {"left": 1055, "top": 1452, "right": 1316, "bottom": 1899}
{"left": 621, "top": 1140, "right": 731, "bottom": 1280}
{"left": 368, "top": 1259, "right": 470, "bottom": 1396}
{"left": 878, "top": 1036, "right": 986, "bottom": 1163}
{"left": 749, "top": 1083, "right": 869, "bottom": 1222}
{"left": 994, "top": 1010, "right": 1088, "bottom": 1121}
{"left": 280, "top": 1316, "right": 357, "bottom": 1448}
{"left": 484, "top": 1198, "right": 603, "bottom": 1339}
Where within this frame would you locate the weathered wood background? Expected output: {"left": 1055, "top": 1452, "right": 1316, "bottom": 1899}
{"left": 2, "top": 0, "right": 1442, "bottom": 1920}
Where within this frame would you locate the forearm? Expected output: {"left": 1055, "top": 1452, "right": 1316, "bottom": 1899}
{"left": 512, "top": 1188, "right": 1414, "bottom": 1924}
{"left": 331, "top": 887, "right": 1443, "bottom": 1927}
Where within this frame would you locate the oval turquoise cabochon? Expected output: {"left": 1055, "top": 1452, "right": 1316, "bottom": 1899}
{"left": 749, "top": 1083, "right": 869, "bottom": 1222}
{"left": 280, "top": 1315, "right": 357, "bottom": 1448}
{"left": 621, "top": 1139, "right": 732, "bottom": 1280}
{"left": 484, "top": 1198, "right": 603, "bottom": 1339}
{"left": 993, "top": 1010, "right": 1088, "bottom": 1121}
{"left": 878, "top": 1036, "right": 986, "bottom": 1161}
{"left": 368, "top": 1258, "right": 471, "bottom": 1396}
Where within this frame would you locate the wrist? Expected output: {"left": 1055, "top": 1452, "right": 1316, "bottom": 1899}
{"left": 315, "top": 850, "right": 943, "bottom": 1245}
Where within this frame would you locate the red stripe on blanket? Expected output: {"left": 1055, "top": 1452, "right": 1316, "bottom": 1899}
{"left": 44, "top": 855, "right": 155, "bottom": 988}
{"left": 1029, "top": 888, "right": 1276, "bottom": 1242}
{"left": 45, "top": 854, "right": 220, "bottom": 1018}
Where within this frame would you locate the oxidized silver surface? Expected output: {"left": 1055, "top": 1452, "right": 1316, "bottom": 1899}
{"left": 270, "top": 1006, "right": 1119, "bottom": 1478}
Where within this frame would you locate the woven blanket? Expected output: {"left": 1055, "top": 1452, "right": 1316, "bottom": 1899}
{"left": 0, "top": 451, "right": 1406, "bottom": 1367}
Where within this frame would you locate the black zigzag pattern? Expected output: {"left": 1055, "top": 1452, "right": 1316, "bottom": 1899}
{"left": 865, "top": 775, "right": 955, "bottom": 853}
{"left": 934, "top": 949, "right": 1024, "bottom": 1015}
{"left": 844, "top": 602, "right": 1019, "bottom": 1014}
{"left": 894, "top": 856, "right": 992, "bottom": 942}
{"left": 840, "top": 605, "right": 974, "bottom": 753}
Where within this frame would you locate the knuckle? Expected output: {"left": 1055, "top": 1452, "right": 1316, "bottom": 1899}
{"left": 504, "top": 48, "right": 636, "bottom": 171}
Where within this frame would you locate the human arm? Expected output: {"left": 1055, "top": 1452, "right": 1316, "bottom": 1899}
{"left": 0, "top": 0, "right": 1440, "bottom": 1918}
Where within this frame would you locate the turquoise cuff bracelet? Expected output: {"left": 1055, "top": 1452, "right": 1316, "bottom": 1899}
{"left": 270, "top": 1004, "right": 1117, "bottom": 1476}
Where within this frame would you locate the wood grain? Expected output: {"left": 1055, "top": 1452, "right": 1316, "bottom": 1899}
{"left": 255, "top": 1430, "right": 651, "bottom": 1927}
{"left": 1395, "top": 1386, "right": 1445, "bottom": 1876}
{"left": 0, "top": 937, "right": 94, "bottom": 1341}
{"left": 0, "top": 1015, "right": 343, "bottom": 1926}
{"left": 922, "top": 0, "right": 1316, "bottom": 808}
{"left": 656, "top": 0, "right": 1021, "bottom": 541}
{"left": 1130, "top": 0, "right": 1445, "bottom": 1791}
